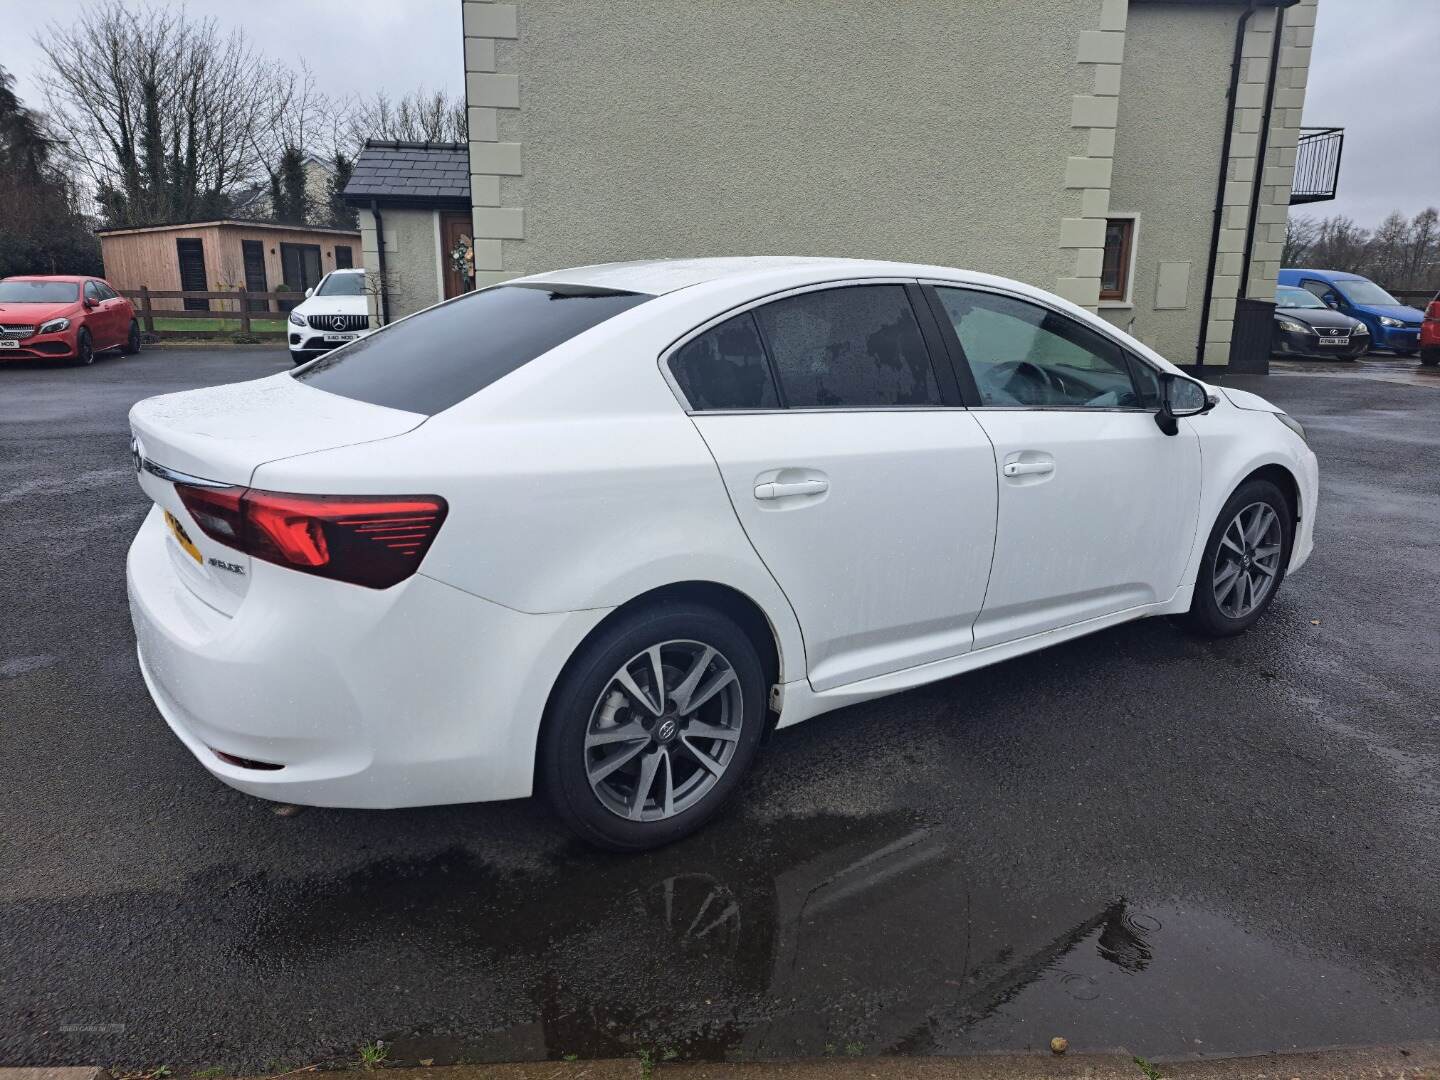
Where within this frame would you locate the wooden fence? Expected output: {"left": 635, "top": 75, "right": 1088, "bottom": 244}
{"left": 118, "top": 287, "right": 308, "bottom": 335}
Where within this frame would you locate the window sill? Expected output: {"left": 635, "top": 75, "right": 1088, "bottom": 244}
{"left": 1098, "top": 300, "right": 1134, "bottom": 309}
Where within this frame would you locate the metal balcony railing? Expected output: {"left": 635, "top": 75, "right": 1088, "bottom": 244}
{"left": 1291, "top": 127, "right": 1344, "bottom": 204}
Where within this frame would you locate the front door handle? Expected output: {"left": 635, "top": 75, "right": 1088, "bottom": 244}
{"left": 755, "top": 478, "right": 829, "bottom": 500}
{"left": 1002, "top": 461, "right": 1054, "bottom": 477}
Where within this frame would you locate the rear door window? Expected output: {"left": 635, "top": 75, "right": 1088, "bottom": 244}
{"left": 752, "top": 285, "right": 942, "bottom": 408}
{"left": 294, "top": 283, "right": 652, "bottom": 415}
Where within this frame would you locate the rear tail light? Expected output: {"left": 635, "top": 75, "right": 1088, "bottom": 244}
{"left": 1425, "top": 300, "right": 1440, "bottom": 321}
{"left": 176, "top": 484, "right": 447, "bottom": 589}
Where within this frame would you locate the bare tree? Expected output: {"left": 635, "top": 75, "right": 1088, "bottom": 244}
{"left": 1282, "top": 215, "right": 1319, "bottom": 268}
{"left": 346, "top": 88, "right": 468, "bottom": 146}
{"left": 1285, "top": 208, "right": 1440, "bottom": 291}
{"left": 1400, "top": 208, "right": 1439, "bottom": 288}
{"left": 35, "top": 0, "right": 290, "bottom": 225}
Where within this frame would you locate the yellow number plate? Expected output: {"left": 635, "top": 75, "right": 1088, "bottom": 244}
{"left": 164, "top": 509, "right": 203, "bottom": 564}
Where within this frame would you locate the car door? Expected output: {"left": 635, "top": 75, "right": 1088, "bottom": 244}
{"left": 95, "top": 281, "right": 127, "bottom": 346}
{"left": 82, "top": 281, "right": 113, "bottom": 347}
{"left": 926, "top": 283, "right": 1202, "bottom": 649}
{"left": 672, "top": 281, "right": 999, "bottom": 692}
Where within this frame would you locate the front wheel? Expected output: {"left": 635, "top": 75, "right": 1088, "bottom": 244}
{"left": 1420, "top": 349, "right": 1439, "bottom": 368}
{"left": 541, "top": 602, "right": 767, "bottom": 851}
{"left": 1178, "top": 479, "right": 1293, "bottom": 638}
{"left": 71, "top": 329, "right": 94, "bottom": 366}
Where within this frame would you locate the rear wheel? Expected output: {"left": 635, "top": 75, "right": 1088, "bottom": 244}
{"left": 122, "top": 320, "right": 141, "bottom": 355}
{"left": 72, "top": 329, "right": 94, "bottom": 366}
{"left": 1421, "top": 348, "right": 1439, "bottom": 368}
{"left": 541, "top": 601, "right": 767, "bottom": 851}
{"left": 1178, "top": 479, "right": 1293, "bottom": 637}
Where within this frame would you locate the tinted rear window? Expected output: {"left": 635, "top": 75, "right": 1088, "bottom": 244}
{"left": 293, "top": 283, "right": 652, "bottom": 414}
{"left": 754, "top": 285, "right": 942, "bottom": 408}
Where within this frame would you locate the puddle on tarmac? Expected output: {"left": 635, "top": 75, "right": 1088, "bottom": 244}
{"left": 220, "top": 811, "right": 1438, "bottom": 1063}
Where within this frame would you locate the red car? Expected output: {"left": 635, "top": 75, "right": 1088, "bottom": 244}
{"left": 1422, "top": 292, "right": 1439, "bottom": 367}
{"left": 0, "top": 275, "right": 141, "bottom": 364}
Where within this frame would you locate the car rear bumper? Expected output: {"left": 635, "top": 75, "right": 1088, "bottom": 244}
{"left": 127, "top": 505, "right": 610, "bottom": 808}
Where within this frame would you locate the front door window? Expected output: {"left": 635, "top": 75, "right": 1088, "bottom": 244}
{"left": 933, "top": 287, "right": 1143, "bottom": 409}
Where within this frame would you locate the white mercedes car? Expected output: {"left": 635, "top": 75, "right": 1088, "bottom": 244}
{"left": 128, "top": 257, "right": 1318, "bottom": 849}
{"left": 286, "top": 267, "right": 370, "bottom": 364}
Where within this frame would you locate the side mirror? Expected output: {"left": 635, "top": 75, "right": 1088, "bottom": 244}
{"left": 304, "top": 287, "right": 314, "bottom": 298}
{"left": 1155, "top": 373, "right": 1210, "bottom": 435}
{"left": 83, "top": 297, "right": 97, "bottom": 310}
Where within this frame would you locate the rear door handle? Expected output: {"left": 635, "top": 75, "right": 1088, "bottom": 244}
{"left": 1002, "top": 461, "right": 1054, "bottom": 477}
{"left": 755, "top": 478, "right": 829, "bottom": 500}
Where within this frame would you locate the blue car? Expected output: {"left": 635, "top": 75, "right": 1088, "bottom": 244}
{"left": 1277, "top": 269, "right": 1424, "bottom": 356}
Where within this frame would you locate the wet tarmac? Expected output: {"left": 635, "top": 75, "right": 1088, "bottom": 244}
{"left": 2, "top": 349, "right": 1438, "bottom": 1069}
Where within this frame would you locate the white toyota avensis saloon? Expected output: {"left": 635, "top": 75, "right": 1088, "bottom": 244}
{"left": 128, "top": 257, "right": 1318, "bottom": 849}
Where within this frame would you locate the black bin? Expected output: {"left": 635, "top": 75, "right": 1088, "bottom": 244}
{"left": 1228, "top": 297, "right": 1275, "bottom": 375}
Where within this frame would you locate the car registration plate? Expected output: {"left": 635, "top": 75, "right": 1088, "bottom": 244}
{"left": 1317, "top": 336, "right": 1348, "bottom": 345}
{"left": 0, "top": 339, "right": 19, "bottom": 349}
{"left": 324, "top": 332, "right": 359, "bottom": 342}
{"left": 164, "top": 509, "right": 203, "bottom": 564}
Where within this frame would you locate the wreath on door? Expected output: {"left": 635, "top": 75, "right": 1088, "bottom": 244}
{"left": 449, "top": 233, "right": 476, "bottom": 292}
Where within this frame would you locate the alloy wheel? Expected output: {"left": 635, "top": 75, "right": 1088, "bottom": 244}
{"left": 584, "top": 639, "right": 743, "bottom": 822}
{"left": 1212, "top": 501, "right": 1283, "bottom": 619}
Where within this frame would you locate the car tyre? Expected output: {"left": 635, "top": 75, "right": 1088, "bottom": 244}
{"left": 1421, "top": 348, "right": 1439, "bottom": 367}
{"left": 541, "top": 600, "right": 768, "bottom": 851}
{"left": 72, "top": 328, "right": 94, "bottom": 366}
{"left": 1177, "top": 478, "right": 1293, "bottom": 638}
{"left": 122, "top": 320, "right": 141, "bottom": 355}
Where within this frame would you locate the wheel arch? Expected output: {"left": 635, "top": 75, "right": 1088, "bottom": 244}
{"left": 1238, "top": 462, "right": 1301, "bottom": 529}
{"left": 534, "top": 579, "right": 788, "bottom": 792}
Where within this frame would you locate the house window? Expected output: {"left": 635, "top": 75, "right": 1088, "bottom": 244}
{"left": 1100, "top": 218, "right": 1135, "bottom": 302}
{"left": 335, "top": 245, "right": 353, "bottom": 269}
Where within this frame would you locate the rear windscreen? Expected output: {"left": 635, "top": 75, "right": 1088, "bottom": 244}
{"left": 293, "top": 282, "right": 653, "bottom": 415}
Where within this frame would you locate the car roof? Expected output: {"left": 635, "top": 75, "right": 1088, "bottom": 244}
{"left": 326, "top": 267, "right": 365, "bottom": 274}
{"left": 517, "top": 257, "right": 867, "bottom": 295}
{"left": 1281, "top": 268, "right": 1366, "bottom": 282}
{"left": 1, "top": 274, "right": 97, "bottom": 283}
{"left": 518, "top": 256, "right": 1057, "bottom": 298}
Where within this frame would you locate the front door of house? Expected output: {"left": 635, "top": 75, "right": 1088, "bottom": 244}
{"left": 241, "top": 240, "right": 268, "bottom": 312}
{"left": 441, "top": 212, "right": 476, "bottom": 299}
{"left": 175, "top": 238, "right": 209, "bottom": 311}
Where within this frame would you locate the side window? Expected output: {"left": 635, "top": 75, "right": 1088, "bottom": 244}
{"left": 84, "top": 281, "right": 101, "bottom": 303}
{"left": 1301, "top": 280, "right": 1336, "bottom": 305}
{"left": 753, "top": 285, "right": 942, "bottom": 408}
{"left": 933, "top": 287, "right": 1140, "bottom": 409}
{"left": 96, "top": 282, "right": 118, "bottom": 300}
{"left": 1125, "top": 353, "right": 1162, "bottom": 409}
{"left": 668, "top": 312, "right": 779, "bottom": 411}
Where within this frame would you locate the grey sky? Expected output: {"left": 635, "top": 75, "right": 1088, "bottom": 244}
{"left": 6, "top": 0, "right": 1437, "bottom": 229}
